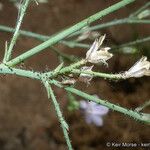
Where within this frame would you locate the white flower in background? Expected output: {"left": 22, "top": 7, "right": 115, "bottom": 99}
{"left": 78, "top": 65, "right": 94, "bottom": 84}
{"left": 80, "top": 95, "right": 109, "bottom": 126}
{"left": 76, "top": 27, "right": 100, "bottom": 41}
{"left": 0, "top": 2, "right": 3, "bottom": 11}
{"left": 124, "top": 56, "right": 150, "bottom": 78}
{"left": 86, "top": 35, "right": 113, "bottom": 64}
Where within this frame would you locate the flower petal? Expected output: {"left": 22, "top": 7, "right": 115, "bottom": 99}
{"left": 85, "top": 114, "right": 93, "bottom": 124}
{"left": 92, "top": 115, "right": 104, "bottom": 126}
{"left": 92, "top": 105, "right": 109, "bottom": 115}
{"left": 80, "top": 100, "right": 88, "bottom": 109}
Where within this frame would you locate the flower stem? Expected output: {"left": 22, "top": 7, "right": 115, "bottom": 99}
{"left": 72, "top": 69, "right": 123, "bottom": 80}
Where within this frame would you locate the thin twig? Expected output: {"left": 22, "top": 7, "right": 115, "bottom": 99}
{"left": 129, "top": 2, "right": 150, "bottom": 18}
{"left": 135, "top": 100, "right": 150, "bottom": 112}
{"left": 4, "top": 0, "right": 30, "bottom": 62}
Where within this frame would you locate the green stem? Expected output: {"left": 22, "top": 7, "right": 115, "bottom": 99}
{"left": 5, "top": 0, "right": 136, "bottom": 67}
{"left": 0, "top": 18, "right": 149, "bottom": 45}
{"left": 0, "top": 64, "right": 41, "bottom": 80}
{"left": 112, "top": 36, "right": 150, "bottom": 49}
{"left": 135, "top": 100, "right": 150, "bottom": 112}
{"left": 0, "top": 19, "right": 149, "bottom": 51}
{"left": 47, "top": 59, "right": 87, "bottom": 77}
{"left": 43, "top": 81, "right": 73, "bottom": 150}
{"left": 4, "top": 0, "right": 30, "bottom": 62}
{"left": 68, "top": 18, "right": 150, "bottom": 38}
{"left": 129, "top": 2, "right": 150, "bottom": 18}
{"left": 72, "top": 69, "right": 123, "bottom": 80}
{"left": 0, "top": 25, "right": 49, "bottom": 41}
{"left": 0, "top": 62, "right": 123, "bottom": 81}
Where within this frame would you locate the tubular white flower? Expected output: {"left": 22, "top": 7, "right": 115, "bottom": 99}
{"left": 86, "top": 35, "right": 113, "bottom": 64}
{"left": 124, "top": 56, "right": 150, "bottom": 78}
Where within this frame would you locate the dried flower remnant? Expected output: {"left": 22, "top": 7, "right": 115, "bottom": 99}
{"left": 80, "top": 95, "right": 109, "bottom": 126}
{"left": 76, "top": 27, "right": 100, "bottom": 41}
{"left": 86, "top": 35, "right": 113, "bottom": 64}
{"left": 123, "top": 56, "right": 150, "bottom": 78}
{"left": 61, "top": 78, "right": 77, "bottom": 85}
{"left": 78, "top": 65, "right": 94, "bottom": 84}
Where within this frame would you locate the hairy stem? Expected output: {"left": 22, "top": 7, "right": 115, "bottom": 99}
{"left": 43, "top": 81, "right": 73, "bottom": 150}
{"left": 4, "top": 0, "right": 30, "bottom": 62}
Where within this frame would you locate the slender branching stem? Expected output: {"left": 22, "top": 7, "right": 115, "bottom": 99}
{"left": 0, "top": 1, "right": 149, "bottom": 149}
{"left": 0, "top": 18, "right": 149, "bottom": 49}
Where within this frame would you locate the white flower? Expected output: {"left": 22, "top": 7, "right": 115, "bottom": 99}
{"left": 86, "top": 35, "right": 113, "bottom": 64}
{"left": 78, "top": 65, "right": 94, "bottom": 84}
{"left": 124, "top": 56, "right": 150, "bottom": 78}
{"left": 80, "top": 95, "right": 109, "bottom": 126}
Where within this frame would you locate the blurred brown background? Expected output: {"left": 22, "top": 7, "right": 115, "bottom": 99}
{"left": 0, "top": 0, "right": 150, "bottom": 150}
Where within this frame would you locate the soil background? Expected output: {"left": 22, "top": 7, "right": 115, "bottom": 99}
{"left": 0, "top": 0, "right": 150, "bottom": 150}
